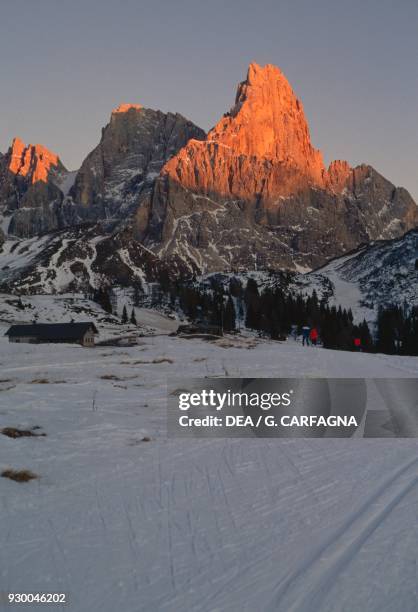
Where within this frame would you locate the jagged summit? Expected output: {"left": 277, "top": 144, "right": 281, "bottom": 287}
{"left": 163, "top": 62, "right": 326, "bottom": 199}
{"left": 0, "top": 104, "right": 205, "bottom": 239}
{"left": 326, "top": 159, "right": 352, "bottom": 191}
{"left": 213, "top": 62, "right": 325, "bottom": 170}
{"left": 70, "top": 104, "right": 206, "bottom": 214}
{"left": 0, "top": 62, "right": 416, "bottom": 281}
{"left": 145, "top": 63, "right": 418, "bottom": 273}
{"left": 112, "top": 103, "right": 143, "bottom": 114}
{"left": 8, "top": 137, "right": 64, "bottom": 184}
{"left": 0, "top": 137, "right": 67, "bottom": 236}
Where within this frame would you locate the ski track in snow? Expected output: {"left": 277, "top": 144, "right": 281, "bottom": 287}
{"left": 0, "top": 318, "right": 417, "bottom": 612}
{"left": 267, "top": 455, "right": 418, "bottom": 612}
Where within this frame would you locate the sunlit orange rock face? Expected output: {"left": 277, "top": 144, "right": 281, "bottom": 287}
{"left": 0, "top": 137, "right": 67, "bottom": 237}
{"left": 164, "top": 63, "right": 328, "bottom": 200}
{"left": 8, "top": 137, "right": 61, "bottom": 184}
{"left": 326, "top": 159, "right": 352, "bottom": 192}
{"left": 112, "top": 103, "right": 143, "bottom": 115}
{"left": 144, "top": 62, "right": 418, "bottom": 272}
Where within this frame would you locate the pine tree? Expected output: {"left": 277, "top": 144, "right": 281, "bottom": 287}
{"left": 376, "top": 307, "right": 397, "bottom": 354}
{"left": 229, "top": 277, "right": 243, "bottom": 298}
{"left": 121, "top": 305, "right": 128, "bottom": 324}
{"left": 207, "top": 284, "right": 223, "bottom": 329}
{"left": 94, "top": 287, "right": 112, "bottom": 314}
{"left": 130, "top": 308, "right": 137, "bottom": 326}
{"left": 223, "top": 296, "right": 236, "bottom": 332}
{"left": 244, "top": 279, "right": 260, "bottom": 329}
{"left": 237, "top": 300, "right": 244, "bottom": 330}
{"left": 133, "top": 282, "right": 143, "bottom": 307}
{"left": 359, "top": 319, "right": 373, "bottom": 351}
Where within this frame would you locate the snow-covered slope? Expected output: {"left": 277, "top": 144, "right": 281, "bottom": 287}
{"left": 292, "top": 230, "right": 418, "bottom": 322}
{"left": 0, "top": 329, "right": 418, "bottom": 611}
{"left": 0, "top": 224, "right": 173, "bottom": 295}
{"left": 0, "top": 293, "right": 180, "bottom": 344}
{"left": 0, "top": 219, "right": 416, "bottom": 335}
{"left": 0, "top": 292, "right": 115, "bottom": 325}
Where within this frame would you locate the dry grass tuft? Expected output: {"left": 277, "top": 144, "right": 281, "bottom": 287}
{"left": 1, "top": 468, "right": 38, "bottom": 482}
{"left": 121, "top": 357, "right": 173, "bottom": 365}
{"left": 30, "top": 378, "right": 50, "bottom": 384}
{"left": 1, "top": 427, "right": 46, "bottom": 439}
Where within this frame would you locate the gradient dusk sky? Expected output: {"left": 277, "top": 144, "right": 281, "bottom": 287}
{"left": 1, "top": 0, "right": 417, "bottom": 200}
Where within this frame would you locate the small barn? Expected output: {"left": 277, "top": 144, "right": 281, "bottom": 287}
{"left": 5, "top": 322, "right": 98, "bottom": 347}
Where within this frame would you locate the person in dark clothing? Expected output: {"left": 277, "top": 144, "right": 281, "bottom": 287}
{"left": 302, "top": 325, "right": 310, "bottom": 346}
{"left": 290, "top": 324, "right": 298, "bottom": 341}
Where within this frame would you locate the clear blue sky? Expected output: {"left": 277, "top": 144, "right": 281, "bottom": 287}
{"left": 1, "top": 0, "right": 417, "bottom": 200}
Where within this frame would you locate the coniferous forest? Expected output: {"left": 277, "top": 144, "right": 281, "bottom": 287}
{"left": 93, "top": 277, "right": 418, "bottom": 356}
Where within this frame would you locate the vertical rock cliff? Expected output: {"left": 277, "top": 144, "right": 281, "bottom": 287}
{"left": 142, "top": 63, "right": 418, "bottom": 272}
{"left": 0, "top": 138, "right": 68, "bottom": 236}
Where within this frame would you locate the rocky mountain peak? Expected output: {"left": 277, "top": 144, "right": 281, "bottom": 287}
{"left": 112, "top": 103, "right": 143, "bottom": 115}
{"left": 70, "top": 105, "right": 206, "bottom": 216}
{"left": 326, "top": 159, "right": 353, "bottom": 192}
{"left": 163, "top": 62, "right": 326, "bottom": 199}
{"left": 8, "top": 137, "right": 63, "bottom": 184}
{"left": 0, "top": 104, "right": 205, "bottom": 239}
{"left": 0, "top": 138, "right": 67, "bottom": 237}
{"left": 211, "top": 62, "right": 324, "bottom": 171}
{"left": 1, "top": 64, "right": 417, "bottom": 280}
{"left": 147, "top": 63, "right": 418, "bottom": 274}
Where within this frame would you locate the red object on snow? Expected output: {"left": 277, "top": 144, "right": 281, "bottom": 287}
{"left": 310, "top": 328, "right": 318, "bottom": 340}
{"left": 354, "top": 338, "right": 361, "bottom": 347}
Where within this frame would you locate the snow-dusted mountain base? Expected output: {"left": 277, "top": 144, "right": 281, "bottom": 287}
{"left": 1, "top": 227, "right": 415, "bottom": 331}
{"left": 0, "top": 225, "right": 177, "bottom": 295}
{"left": 295, "top": 229, "right": 418, "bottom": 322}
{"left": 316, "top": 229, "right": 418, "bottom": 308}
{"left": 0, "top": 308, "right": 418, "bottom": 611}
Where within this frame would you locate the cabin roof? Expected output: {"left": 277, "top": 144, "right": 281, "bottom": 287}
{"left": 5, "top": 322, "right": 98, "bottom": 341}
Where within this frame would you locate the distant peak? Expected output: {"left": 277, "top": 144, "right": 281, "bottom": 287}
{"left": 231, "top": 62, "right": 297, "bottom": 115}
{"left": 246, "top": 62, "right": 284, "bottom": 82}
{"left": 327, "top": 159, "right": 353, "bottom": 192}
{"left": 112, "top": 103, "right": 142, "bottom": 115}
{"left": 163, "top": 62, "right": 326, "bottom": 199}
{"left": 11, "top": 136, "right": 25, "bottom": 149}
{"left": 8, "top": 138, "right": 61, "bottom": 184}
{"left": 205, "top": 62, "right": 324, "bottom": 171}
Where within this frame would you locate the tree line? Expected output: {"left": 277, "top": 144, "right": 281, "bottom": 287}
{"left": 91, "top": 277, "right": 417, "bottom": 355}
{"left": 376, "top": 304, "right": 418, "bottom": 356}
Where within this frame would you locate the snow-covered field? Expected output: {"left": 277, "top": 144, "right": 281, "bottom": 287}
{"left": 1, "top": 309, "right": 418, "bottom": 611}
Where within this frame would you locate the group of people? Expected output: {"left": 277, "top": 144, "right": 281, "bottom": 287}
{"left": 290, "top": 324, "right": 319, "bottom": 346}
{"left": 301, "top": 325, "right": 318, "bottom": 346}
{"left": 290, "top": 324, "right": 362, "bottom": 350}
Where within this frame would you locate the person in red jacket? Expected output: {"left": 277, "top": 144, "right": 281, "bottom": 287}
{"left": 309, "top": 327, "right": 318, "bottom": 346}
{"left": 354, "top": 337, "right": 361, "bottom": 351}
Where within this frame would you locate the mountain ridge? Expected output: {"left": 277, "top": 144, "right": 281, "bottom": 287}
{"left": 0, "top": 62, "right": 417, "bottom": 292}
{"left": 142, "top": 63, "right": 417, "bottom": 272}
